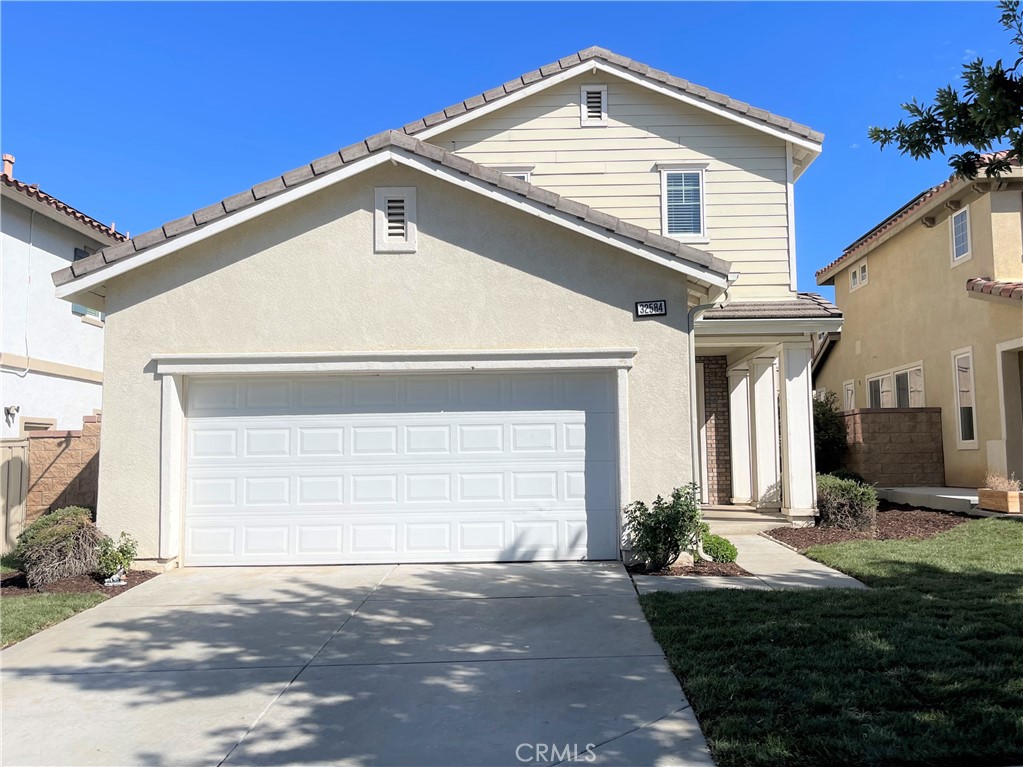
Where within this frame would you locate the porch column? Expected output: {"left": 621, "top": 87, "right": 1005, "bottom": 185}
{"left": 750, "top": 357, "right": 781, "bottom": 507}
{"left": 727, "top": 367, "right": 753, "bottom": 504}
{"left": 778, "top": 341, "right": 816, "bottom": 525}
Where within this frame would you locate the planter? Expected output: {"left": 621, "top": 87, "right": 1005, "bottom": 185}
{"left": 977, "top": 488, "right": 1023, "bottom": 514}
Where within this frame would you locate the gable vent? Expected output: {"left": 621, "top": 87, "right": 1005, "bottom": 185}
{"left": 580, "top": 85, "right": 607, "bottom": 126}
{"left": 385, "top": 197, "right": 406, "bottom": 239}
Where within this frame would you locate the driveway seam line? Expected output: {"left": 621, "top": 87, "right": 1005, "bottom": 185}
{"left": 547, "top": 703, "right": 695, "bottom": 767}
{"left": 215, "top": 563, "right": 399, "bottom": 767}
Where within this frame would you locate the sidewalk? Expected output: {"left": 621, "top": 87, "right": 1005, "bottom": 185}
{"left": 633, "top": 534, "right": 867, "bottom": 594}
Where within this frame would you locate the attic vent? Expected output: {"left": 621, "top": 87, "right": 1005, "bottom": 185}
{"left": 374, "top": 187, "right": 417, "bottom": 253}
{"left": 385, "top": 197, "right": 406, "bottom": 239}
{"left": 580, "top": 85, "right": 607, "bottom": 127}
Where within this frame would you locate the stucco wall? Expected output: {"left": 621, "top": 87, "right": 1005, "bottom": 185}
{"left": 434, "top": 72, "right": 795, "bottom": 301}
{"left": 1, "top": 197, "right": 107, "bottom": 437}
{"left": 96, "top": 164, "right": 696, "bottom": 558}
{"left": 816, "top": 190, "right": 1023, "bottom": 487}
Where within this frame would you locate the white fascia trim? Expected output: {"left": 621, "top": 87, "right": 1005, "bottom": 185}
{"left": 696, "top": 316, "right": 844, "bottom": 335}
{"left": 153, "top": 348, "right": 638, "bottom": 376}
{"left": 419, "top": 61, "right": 823, "bottom": 156}
{"left": 55, "top": 152, "right": 395, "bottom": 299}
{"left": 395, "top": 153, "right": 727, "bottom": 288}
{"left": 57, "top": 147, "right": 726, "bottom": 299}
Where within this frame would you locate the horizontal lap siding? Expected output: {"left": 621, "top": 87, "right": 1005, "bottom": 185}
{"left": 436, "top": 76, "right": 793, "bottom": 299}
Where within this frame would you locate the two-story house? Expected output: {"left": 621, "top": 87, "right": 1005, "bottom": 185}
{"left": 51, "top": 48, "right": 840, "bottom": 568}
{"left": 1, "top": 155, "right": 125, "bottom": 438}
{"left": 814, "top": 160, "right": 1023, "bottom": 488}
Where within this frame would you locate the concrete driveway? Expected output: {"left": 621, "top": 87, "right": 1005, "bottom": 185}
{"left": 1, "top": 563, "right": 712, "bottom": 766}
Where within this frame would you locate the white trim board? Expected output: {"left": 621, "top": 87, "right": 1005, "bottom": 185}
{"left": 420, "top": 60, "right": 823, "bottom": 161}
{"left": 56, "top": 147, "right": 727, "bottom": 301}
{"left": 153, "top": 348, "right": 638, "bottom": 376}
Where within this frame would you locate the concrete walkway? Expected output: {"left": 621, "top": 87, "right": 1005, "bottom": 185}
{"left": 634, "top": 534, "right": 867, "bottom": 594}
{"left": 2, "top": 562, "right": 713, "bottom": 767}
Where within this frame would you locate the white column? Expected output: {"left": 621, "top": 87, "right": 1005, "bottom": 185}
{"left": 727, "top": 367, "right": 753, "bottom": 504}
{"left": 778, "top": 341, "right": 816, "bottom": 525}
{"left": 750, "top": 357, "right": 781, "bottom": 507}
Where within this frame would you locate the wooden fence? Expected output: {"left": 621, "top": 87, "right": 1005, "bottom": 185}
{"left": 1, "top": 439, "right": 29, "bottom": 553}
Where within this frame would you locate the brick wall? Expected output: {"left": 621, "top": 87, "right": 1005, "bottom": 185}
{"left": 842, "top": 408, "right": 944, "bottom": 487}
{"left": 26, "top": 415, "right": 101, "bottom": 522}
{"left": 697, "top": 356, "right": 732, "bottom": 504}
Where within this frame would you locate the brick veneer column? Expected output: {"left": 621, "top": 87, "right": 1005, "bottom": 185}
{"left": 696, "top": 356, "right": 732, "bottom": 504}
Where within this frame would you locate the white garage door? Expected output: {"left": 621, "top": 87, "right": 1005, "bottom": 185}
{"left": 183, "top": 371, "right": 618, "bottom": 565}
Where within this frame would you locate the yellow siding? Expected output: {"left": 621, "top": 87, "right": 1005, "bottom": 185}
{"left": 433, "top": 73, "right": 795, "bottom": 300}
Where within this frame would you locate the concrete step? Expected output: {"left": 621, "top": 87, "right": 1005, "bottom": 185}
{"left": 702, "top": 507, "right": 789, "bottom": 536}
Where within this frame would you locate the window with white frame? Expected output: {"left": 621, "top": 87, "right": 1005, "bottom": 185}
{"left": 866, "top": 364, "right": 925, "bottom": 409}
{"left": 660, "top": 166, "right": 706, "bottom": 238}
{"left": 951, "top": 208, "right": 970, "bottom": 262}
{"left": 849, "top": 260, "right": 868, "bottom": 291}
{"left": 579, "top": 85, "right": 607, "bottom": 127}
{"left": 951, "top": 347, "right": 977, "bottom": 447}
{"left": 374, "top": 187, "right": 417, "bottom": 253}
{"left": 843, "top": 380, "right": 856, "bottom": 410}
{"left": 490, "top": 166, "right": 534, "bottom": 183}
{"left": 71, "top": 247, "right": 104, "bottom": 321}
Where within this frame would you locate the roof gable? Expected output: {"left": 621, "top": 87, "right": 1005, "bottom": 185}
{"left": 404, "top": 47, "right": 823, "bottom": 172}
{"left": 54, "top": 131, "right": 729, "bottom": 299}
{"left": 1, "top": 173, "right": 125, "bottom": 243}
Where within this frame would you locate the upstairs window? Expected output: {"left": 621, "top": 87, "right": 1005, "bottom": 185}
{"left": 660, "top": 166, "right": 706, "bottom": 239}
{"left": 579, "top": 85, "right": 607, "bottom": 127}
{"left": 951, "top": 208, "right": 971, "bottom": 263}
{"left": 849, "top": 260, "right": 868, "bottom": 291}
{"left": 71, "top": 247, "right": 103, "bottom": 323}
{"left": 490, "top": 165, "right": 534, "bottom": 183}
{"left": 374, "top": 187, "right": 417, "bottom": 253}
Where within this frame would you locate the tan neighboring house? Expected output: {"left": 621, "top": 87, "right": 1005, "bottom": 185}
{"left": 815, "top": 161, "right": 1023, "bottom": 488}
{"left": 52, "top": 48, "right": 841, "bottom": 568}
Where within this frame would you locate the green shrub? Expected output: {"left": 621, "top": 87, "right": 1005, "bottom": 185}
{"left": 96, "top": 533, "right": 138, "bottom": 579}
{"left": 816, "top": 473, "right": 878, "bottom": 532}
{"left": 13, "top": 507, "right": 106, "bottom": 588}
{"left": 702, "top": 533, "right": 738, "bottom": 563}
{"left": 828, "top": 468, "right": 869, "bottom": 485}
{"left": 623, "top": 483, "right": 702, "bottom": 571}
{"left": 814, "top": 390, "right": 848, "bottom": 474}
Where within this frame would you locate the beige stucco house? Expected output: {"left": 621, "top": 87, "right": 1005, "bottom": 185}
{"left": 815, "top": 162, "right": 1023, "bottom": 488}
{"left": 53, "top": 48, "right": 840, "bottom": 568}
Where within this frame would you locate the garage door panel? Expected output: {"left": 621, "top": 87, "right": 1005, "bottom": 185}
{"left": 184, "top": 372, "right": 618, "bottom": 564}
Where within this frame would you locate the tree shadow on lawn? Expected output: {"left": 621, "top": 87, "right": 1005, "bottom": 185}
{"left": 2, "top": 563, "right": 674, "bottom": 767}
{"left": 641, "top": 523, "right": 1023, "bottom": 767}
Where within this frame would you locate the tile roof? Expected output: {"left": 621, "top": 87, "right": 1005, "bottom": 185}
{"left": 401, "top": 46, "right": 824, "bottom": 146}
{"left": 816, "top": 152, "right": 1020, "bottom": 284}
{"left": 1, "top": 173, "right": 125, "bottom": 242}
{"left": 966, "top": 277, "right": 1023, "bottom": 302}
{"left": 54, "top": 130, "right": 730, "bottom": 288}
{"left": 702, "top": 292, "right": 842, "bottom": 320}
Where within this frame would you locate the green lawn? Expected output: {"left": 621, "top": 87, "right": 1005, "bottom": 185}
{"left": 640, "top": 518, "right": 1023, "bottom": 767}
{"left": 1, "top": 592, "right": 107, "bottom": 647}
{"left": 0, "top": 552, "right": 18, "bottom": 574}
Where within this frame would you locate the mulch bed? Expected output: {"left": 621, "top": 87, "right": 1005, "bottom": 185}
{"left": 765, "top": 501, "right": 973, "bottom": 552}
{"left": 0, "top": 569, "right": 157, "bottom": 597}
{"left": 629, "top": 560, "right": 754, "bottom": 577}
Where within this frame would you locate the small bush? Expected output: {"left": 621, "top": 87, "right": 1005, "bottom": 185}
{"left": 816, "top": 473, "right": 878, "bottom": 532}
{"left": 702, "top": 533, "right": 738, "bottom": 563}
{"left": 985, "top": 471, "right": 1022, "bottom": 491}
{"left": 623, "top": 483, "right": 702, "bottom": 571}
{"left": 96, "top": 533, "right": 138, "bottom": 579}
{"left": 828, "top": 468, "right": 869, "bottom": 485}
{"left": 814, "top": 390, "right": 848, "bottom": 474}
{"left": 14, "top": 507, "right": 106, "bottom": 588}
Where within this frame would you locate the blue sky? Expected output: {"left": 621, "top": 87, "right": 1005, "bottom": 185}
{"left": 1, "top": 2, "right": 1012, "bottom": 295}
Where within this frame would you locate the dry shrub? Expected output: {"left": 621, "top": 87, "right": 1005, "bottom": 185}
{"left": 985, "top": 472, "right": 1022, "bottom": 491}
{"left": 14, "top": 507, "right": 105, "bottom": 588}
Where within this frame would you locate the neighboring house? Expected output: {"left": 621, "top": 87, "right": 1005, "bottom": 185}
{"left": 814, "top": 160, "right": 1023, "bottom": 488}
{"left": 52, "top": 48, "right": 841, "bottom": 568}
{"left": 1, "top": 154, "right": 125, "bottom": 438}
